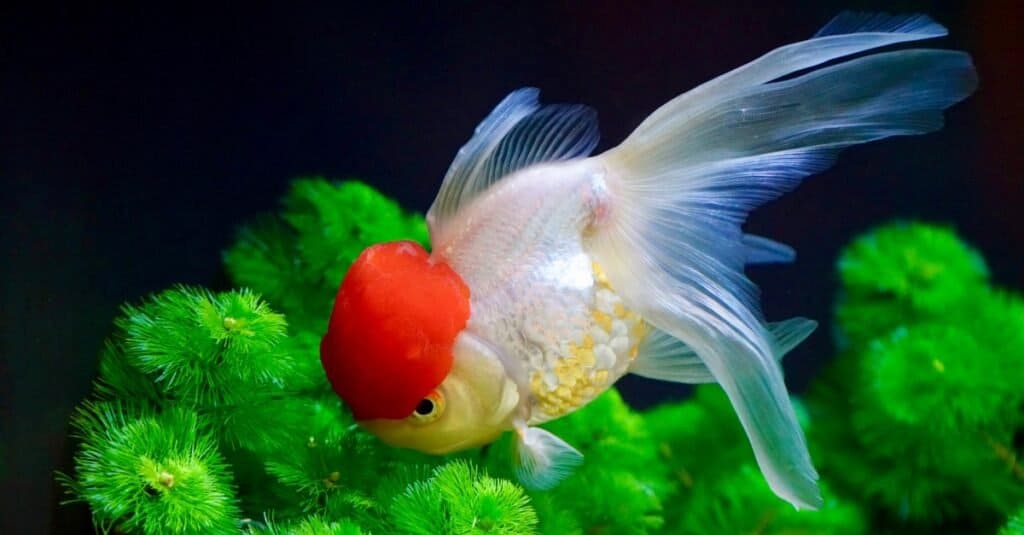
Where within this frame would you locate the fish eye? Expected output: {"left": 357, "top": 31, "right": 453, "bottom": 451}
{"left": 415, "top": 399, "right": 435, "bottom": 415}
{"left": 410, "top": 390, "right": 445, "bottom": 424}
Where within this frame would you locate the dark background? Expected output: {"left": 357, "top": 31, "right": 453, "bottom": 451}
{"left": 3, "top": 1, "right": 1021, "bottom": 532}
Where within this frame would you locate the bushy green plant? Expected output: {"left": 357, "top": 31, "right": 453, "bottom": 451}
{"left": 833, "top": 222, "right": 990, "bottom": 349}
{"left": 809, "top": 222, "right": 1024, "bottom": 531}
{"left": 59, "top": 403, "right": 241, "bottom": 534}
{"left": 59, "top": 179, "right": 1023, "bottom": 533}
{"left": 223, "top": 178, "right": 429, "bottom": 332}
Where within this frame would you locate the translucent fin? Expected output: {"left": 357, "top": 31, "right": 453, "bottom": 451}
{"left": 606, "top": 48, "right": 977, "bottom": 315}
{"left": 813, "top": 11, "right": 944, "bottom": 38}
{"left": 484, "top": 105, "right": 599, "bottom": 183}
{"left": 625, "top": 13, "right": 952, "bottom": 149}
{"left": 743, "top": 234, "right": 795, "bottom": 264}
{"left": 770, "top": 317, "right": 819, "bottom": 355}
{"left": 588, "top": 14, "right": 976, "bottom": 510}
{"left": 631, "top": 328, "right": 706, "bottom": 382}
{"left": 428, "top": 89, "right": 599, "bottom": 247}
{"left": 430, "top": 88, "right": 539, "bottom": 229}
{"left": 631, "top": 318, "right": 817, "bottom": 383}
{"left": 512, "top": 425, "right": 583, "bottom": 490}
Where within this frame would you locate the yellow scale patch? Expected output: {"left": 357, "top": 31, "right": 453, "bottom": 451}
{"left": 530, "top": 262, "right": 649, "bottom": 418}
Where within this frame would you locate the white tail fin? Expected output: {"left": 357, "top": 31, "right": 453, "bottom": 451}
{"left": 587, "top": 12, "right": 976, "bottom": 509}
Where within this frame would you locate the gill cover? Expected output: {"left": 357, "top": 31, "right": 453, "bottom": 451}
{"left": 320, "top": 241, "right": 471, "bottom": 420}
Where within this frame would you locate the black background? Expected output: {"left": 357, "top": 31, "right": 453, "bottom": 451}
{"left": 4, "top": 1, "right": 1022, "bottom": 532}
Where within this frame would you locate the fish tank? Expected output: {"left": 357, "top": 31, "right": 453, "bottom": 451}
{"left": 5, "top": 2, "right": 1022, "bottom": 534}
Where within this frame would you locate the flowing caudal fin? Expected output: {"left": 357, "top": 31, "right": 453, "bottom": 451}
{"left": 587, "top": 12, "right": 976, "bottom": 509}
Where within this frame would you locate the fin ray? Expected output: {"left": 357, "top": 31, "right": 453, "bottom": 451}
{"left": 485, "top": 104, "right": 598, "bottom": 182}
{"left": 512, "top": 426, "right": 583, "bottom": 490}
{"left": 627, "top": 11, "right": 953, "bottom": 145}
{"left": 630, "top": 318, "right": 816, "bottom": 384}
{"left": 743, "top": 234, "right": 795, "bottom": 264}
{"left": 813, "top": 11, "right": 945, "bottom": 38}
{"left": 428, "top": 89, "right": 599, "bottom": 248}
{"left": 588, "top": 13, "right": 976, "bottom": 510}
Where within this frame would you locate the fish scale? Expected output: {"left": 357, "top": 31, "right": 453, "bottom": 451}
{"left": 525, "top": 261, "right": 649, "bottom": 423}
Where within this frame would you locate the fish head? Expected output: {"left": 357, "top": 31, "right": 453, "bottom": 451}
{"left": 320, "top": 240, "right": 518, "bottom": 454}
{"left": 361, "top": 333, "right": 520, "bottom": 454}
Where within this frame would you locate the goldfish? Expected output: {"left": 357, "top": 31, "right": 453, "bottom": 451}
{"left": 320, "top": 12, "right": 976, "bottom": 509}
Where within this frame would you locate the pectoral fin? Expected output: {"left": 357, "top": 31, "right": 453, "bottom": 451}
{"left": 512, "top": 424, "right": 583, "bottom": 490}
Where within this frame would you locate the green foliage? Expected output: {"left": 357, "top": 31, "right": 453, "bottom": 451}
{"left": 223, "top": 178, "right": 429, "bottom": 331}
{"left": 529, "top": 389, "right": 669, "bottom": 534}
{"left": 389, "top": 461, "right": 538, "bottom": 535}
{"left": 809, "top": 222, "right": 1024, "bottom": 529}
{"left": 1002, "top": 508, "right": 1024, "bottom": 535}
{"left": 61, "top": 180, "right": 1024, "bottom": 533}
{"left": 251, "top": 515, "right": 365, "bottom": 535}
{"left": 835, "top": 221, "right": 989, "bottom": 349}
{"left": 678, "top": 465, "right": 866, "bottom": 535}
{"left": 60, "top": 403, "right": 241, "bottom": 534}
{"left": 113, "top": 286, "right": 291, "bottom": 406}
{"left": 646, "top": 386, "right": 867, "bottom": 534}
{"left": 863, "top": 324, "right": 1019, "bottom": 435}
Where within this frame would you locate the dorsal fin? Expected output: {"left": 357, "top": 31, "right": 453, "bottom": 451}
{"left": 427, "top": 88, "right": 599, "bottom": 245}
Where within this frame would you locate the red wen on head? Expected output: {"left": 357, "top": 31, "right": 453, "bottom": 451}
{"left": 320, "top": 241, "right": 470, "bottom": 420}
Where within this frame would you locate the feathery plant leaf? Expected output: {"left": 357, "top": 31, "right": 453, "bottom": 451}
{"left": 389, "top": 460, "right": 538, "bottom": 535}
{"left": 263, "top": 400, "right": 362, "bottom": 513}
{"left": 677, "top": 464, "right": 866, "bottom": 535}
{"left": 249, "top": 515, "right": 366, "bottom": 535}
{"left": 835, "top": 221, "right": 989, "bottom": 348}
{"left": 862, "top": 324, "right": 1021, "bottom": 434}
{"left": 391, "top": 480, "right": 451, "bottom": 535}
{"left": 115, "top": 286, "right": 291, "bottom": 406}
{"left": 809, "top": 221, "right": 1024, "bottom": 526}
{"left": 60, "top": 402, "right": 240, "bottom": 534}
{"left": 95, "top": 338, "right": 163, "bottom": 402}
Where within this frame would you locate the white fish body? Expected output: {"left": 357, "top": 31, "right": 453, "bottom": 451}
{"left": 423, "top": 12, "right": 977, "bottom": 509}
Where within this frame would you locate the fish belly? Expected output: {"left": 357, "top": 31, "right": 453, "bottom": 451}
{"left": 518, "top": 257, "right": 649, "bottom": 424}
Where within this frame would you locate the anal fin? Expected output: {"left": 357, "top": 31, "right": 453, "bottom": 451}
{"left": 743, "top": 234, "right": 795, "bottom": 265}
{"left": 630, "top": 318, "right": 817, "bottom": 384}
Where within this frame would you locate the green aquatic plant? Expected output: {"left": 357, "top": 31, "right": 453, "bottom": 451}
{"left": 809, "top": 222, "right": 1024, "bottom": 529}
{"left": 59, "top": 178, "right": 1023, "bottom": 533}
{"left": 224, "top": 178, "right": 429, "bottom": 331}
{"left": 644, "top": 386, "right": 868, "bottom": 535}
{"left": 388, "top": 461, "right": 538, "bottom": 535}
{"left": 59, "top": 403, "right": 241, "bottom": 534}
{"left": 488, "top": 388, "right": 671, "bottom": 535}
{"left": 834, "top": 221, "right": 989, "bottom": 349}
{"left": 250, "top": 516, "right": 366, "bottom": 535}
{"left": 1002, "top": 508, "right": 1024, "bottom": 535}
